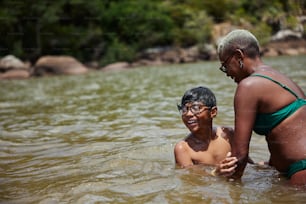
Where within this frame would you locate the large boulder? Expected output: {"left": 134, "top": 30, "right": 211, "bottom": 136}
{"left": 0, "top": 69, "right": 30, "bottom": 80}
{"left": 263, "top": 39, "right": 306, "bottom": 57}
{"left": 0, "top": 55, "right": 30, "bottom": 80}
{"left": 101, "top": 62, "right": 131, "bottom": 72}
{"left": 271, "top": 29, "right": 303, "bottom": 41}
{"left": 33, "top": 55, "right": 88, "bottom": 76}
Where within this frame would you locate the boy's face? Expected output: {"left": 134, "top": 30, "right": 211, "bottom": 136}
{"left": 180, "top": 101, "right": 216, "bottom": 133}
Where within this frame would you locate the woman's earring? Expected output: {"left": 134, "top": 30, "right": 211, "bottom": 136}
{"left": 239, "top": 60, "right": 243, "bottom": 69}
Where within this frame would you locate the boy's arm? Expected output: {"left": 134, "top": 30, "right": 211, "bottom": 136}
{"left": 174, "top": 141, "right": 193, "bottom": 168}
{"left": 212, "top": 152, "right": 238, "bottom": 177}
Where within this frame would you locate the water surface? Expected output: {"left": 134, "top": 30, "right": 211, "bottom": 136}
{"left": 1, "top": 55, "right": 306, "bottom": 203}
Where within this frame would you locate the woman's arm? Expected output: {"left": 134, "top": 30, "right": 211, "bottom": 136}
{"left": 230, "top": 80, "right": 259, "bottom": 179}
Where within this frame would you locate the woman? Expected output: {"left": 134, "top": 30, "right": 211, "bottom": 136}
{"left": 215, "top": 29, "right": 306, "bottom": 185}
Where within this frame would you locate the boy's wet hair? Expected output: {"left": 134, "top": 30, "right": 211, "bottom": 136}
{"left": 180, "top": 86, "right": 216, "bottom": 108}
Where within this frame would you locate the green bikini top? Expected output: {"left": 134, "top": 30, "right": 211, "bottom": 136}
{"left": 251, "top": 74, "right": 306, "bottom": 135}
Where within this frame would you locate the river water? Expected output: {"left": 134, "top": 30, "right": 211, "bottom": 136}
{"left": 1, "top": 55, "right": 306, "bottom": 203}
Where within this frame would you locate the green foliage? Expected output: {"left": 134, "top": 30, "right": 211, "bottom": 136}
{"left": 164, "top": 3, "right": 213, "bottom": 47}
{"left": 200, "top": 0, "right": 231, "bottom": 23}
{"left": 0, "top": 0, "right": 304, "bottom": 64}
{"left": 100, "top": 38, "right": 136, "bottom": 66}
{"left": 250, "top": 23, "right": 272, "bottom": 46}
{"left": 286, "top": 15, "right": 299, "bottom": 29}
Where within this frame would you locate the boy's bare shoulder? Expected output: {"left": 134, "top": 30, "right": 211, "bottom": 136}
{"left": 216, "top": 126, "right": 234, "bottom": 141}
{"left": 174, "top": 133, "right": 193, "bottom": 152}
{"left": 174, "top": 139, "right": 189, "bottom": 154}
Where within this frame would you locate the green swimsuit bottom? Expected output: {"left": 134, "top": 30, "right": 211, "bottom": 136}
{"left": 287, "top": 159, "right": 306, "bottom": 178}
{"left": 250, "top": 74, "right": 306, "bottom": 135}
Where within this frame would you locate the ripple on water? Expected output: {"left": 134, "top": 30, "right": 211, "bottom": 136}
{"left": 1, "top": 57, "right": 306, "bottom": 203}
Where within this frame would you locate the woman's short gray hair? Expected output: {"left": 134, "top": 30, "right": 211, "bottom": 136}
{"left": 217, "top": 29, "right": 260, "bottom": 58}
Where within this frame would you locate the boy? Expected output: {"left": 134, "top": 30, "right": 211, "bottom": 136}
{"left": 174, "top": 86, "right": 235, "bottom": 171}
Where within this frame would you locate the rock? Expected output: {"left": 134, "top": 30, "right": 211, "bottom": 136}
{"left": 283, "top": 48, "right": 300, "bottom": 56}
{"left": 131, "top": 59, "right": 163, "bottom": 67}
{"left": 263, "top": 39, "right": 306, "bottom": 57}
{"left": 0, "top": 55, "right": 31, "bottom": 80}
{"left": 262, "top": 48, "right": 279, "bottom": 57}
{"left": 33, "top": 55, "right": 88, "bottom": 76}
{"left": 0, "top": 69, "right": 30, "bottom": 80}
{"left": 271, "top": 29, "right": 303, "bottom": 41}
{"left": 0, "top": 55, "right": 30, "bottom": 70}
{"left": 177, "top": 47, "right": 196, "bottom": 63}
{"left": 101, "top": 62, "right": 131, "bottom": 72}
{"left": 161, "top": 49, "right": 181, "bottom": 63}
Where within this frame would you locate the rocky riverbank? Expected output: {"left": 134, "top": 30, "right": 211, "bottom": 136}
{"left": 1, "top": 30, "right": 305, "bottom": 80}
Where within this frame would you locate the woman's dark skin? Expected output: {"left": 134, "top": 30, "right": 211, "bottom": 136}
{"left": 216, "top": 29, "right": 306, "bottom": 185}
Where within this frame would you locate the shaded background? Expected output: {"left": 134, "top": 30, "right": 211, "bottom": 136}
{"left": 0, "top": 0, "right": 305, "bottom": 66}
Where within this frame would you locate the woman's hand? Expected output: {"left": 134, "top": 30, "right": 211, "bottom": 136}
{"left": 214, "top": 152, "right": 238, "bottom": 177}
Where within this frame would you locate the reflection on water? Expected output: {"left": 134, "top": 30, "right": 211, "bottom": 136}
{"left": 1, "top": 55, "right": 306, "bottom": 203}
